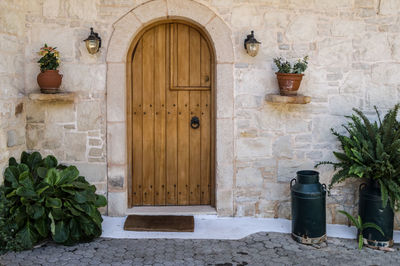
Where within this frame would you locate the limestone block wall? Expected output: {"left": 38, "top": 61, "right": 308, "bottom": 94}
{"left": 0, "top": 0, "right": 26, "bottom": 180}
{"left": 1, "top": 0, "right": 400, "bottom": 225}
{"left": 23, "top": 0, "right": 115, "bottom": 200}
{"left": 217, "top": 0, "right": 400, "bottom": 225}
{"left": 20, "top": 0, "right": 156, "bottom": 210}
{"left": 221, "top": 0, "right": 400, "bottom": 226}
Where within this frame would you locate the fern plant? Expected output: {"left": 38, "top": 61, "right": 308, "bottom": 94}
{"left": 316, "top": 104, "right": 400, "bottom": 210}
{"left": 338, "top": 210, "right": 384, "bottom": 250}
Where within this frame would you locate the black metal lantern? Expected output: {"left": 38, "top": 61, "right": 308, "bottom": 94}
{"left": 84, "top": 27, "right": 101, "bottom": 55}
{"left": 244, "top": 30, "right": 261, "bottom": 57}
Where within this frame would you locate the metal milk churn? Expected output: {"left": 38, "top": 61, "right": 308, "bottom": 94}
{"left": 359, "top": 182, "right": 394, "bottom": 247}
{"left": 290, "top": 170, "right": 327, "bottom": 244}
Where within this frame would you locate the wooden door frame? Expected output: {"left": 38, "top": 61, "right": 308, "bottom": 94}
{"left": 126, "top": 18, "right": 216, "bottom": 208}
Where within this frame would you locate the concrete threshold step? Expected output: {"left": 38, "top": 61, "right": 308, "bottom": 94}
{"left": 125, "top": 205, "right": 217, "bottom": 216}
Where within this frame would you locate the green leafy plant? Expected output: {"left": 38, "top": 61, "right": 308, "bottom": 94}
{"left": 0, "top": 186, "right": 25, "bottom": 254}
{"left": 1, "top": 151, "right": 107, "bottom": 252}
{"left": 338, "top": 210, "right": 384, "bottom": 250}
{"left": 37, "top": 44, "right": 60, "bottom": 71}
{"left": 273, "top": 56, "right": 309, "bottom": 74}
{"left": 316, "top": 104, "right": 400, "bottom": 210}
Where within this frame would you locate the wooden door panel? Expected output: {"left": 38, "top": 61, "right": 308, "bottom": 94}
{"left": 130, "top": 22, "right": 213, "bottom": 206}
{"left": 189, "top": 91, "right": 201, "bottom": 204}
{"left": 166, "top": 24, "right": 178, "bottom": 205}
{"left": 170, "top": 24, "right": 211, "bottom": 91}
{"left": 166, "top": 90, "right": 178, "bottom": 205}
{"left": 189, "top": 28, "right": 201, "bottom": 87}
{"left": 142, "top": 29, "right": 155, "bottom": 205}
{"left": 200, "top": 91, "right": 211, "bottom": 204}
{"left": 132, "top": 39, "right": 143, "bottom": 206}
{"left": 177, "top": 24, "right": 190, "bottom": 87}
{"left": 154, "top": 24, "right": 167, "bottom": 205}
{"left": 177, "top": 91, "right": 190, "bottom": 205}
{"left": 200, "top": 37, "right": 211, "bottom": 87}
{"left": 170, "top": 24, "right": 178, "bottom": 92}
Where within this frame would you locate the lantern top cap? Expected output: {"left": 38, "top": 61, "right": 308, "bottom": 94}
{"left": 246, "top": 31, "right": 261, "bottom": 44}
{"left": 84, "top": 27, "right": 100, "bottom": 42}
{"left": 244, "top": 30, "right": 261, "bottom": 50}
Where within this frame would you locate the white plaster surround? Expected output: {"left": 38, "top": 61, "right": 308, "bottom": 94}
{"left": 105, "top": 0, "right": 235, "bottom": 216}
{"left": 101, "top": 215, "right": 400, "bottom": 241}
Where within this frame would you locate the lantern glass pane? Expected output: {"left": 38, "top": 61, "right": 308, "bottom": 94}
{"left": 246, "top": 43, "right": 259, "bottom": 57}
{"left": 85, "top": 39, "right": 100, "bottom": 54}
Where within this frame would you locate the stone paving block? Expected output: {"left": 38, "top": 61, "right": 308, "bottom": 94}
{"left": 2, "top": 232, "right": 400, "bottom": 265}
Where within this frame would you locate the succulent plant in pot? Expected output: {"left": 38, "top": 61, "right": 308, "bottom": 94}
{"left": 316, "top": 104, "right": 400, "bottom": 248}
{"left": 37, "top": 44, "right": 63, "bottom": 94}
{"left": 273, "top": 56, "right": 308, "bottom": 96}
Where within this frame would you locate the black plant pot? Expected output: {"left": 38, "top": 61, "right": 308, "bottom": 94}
{"left": 358, "top": 181, "right": 394, "bottom": 247}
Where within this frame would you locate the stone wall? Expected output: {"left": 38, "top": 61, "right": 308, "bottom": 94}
{"left": 23, "top": 0, "right": 113, "bottom": 205}
{"left": 222, "top": 0, "right": 400, "bottom": 226}
{"left": 2, "top": 0, "right": 400, "bottom": 225}
{"left": 0, "top": 0, "right": 26, "bottom": 181}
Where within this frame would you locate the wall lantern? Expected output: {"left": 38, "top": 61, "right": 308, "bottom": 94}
{"left": 244, "top": 30, "right": 261, "bottom": 57}
{"left": 84, "top": 27, "right": 101, "bottom": 55}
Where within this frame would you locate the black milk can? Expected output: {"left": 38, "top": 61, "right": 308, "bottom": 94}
{"left": 359, "top": 182, "right": 394, "bottom": 247}
{"left": 290, "top": 170, "right": 327, "bottom": 244}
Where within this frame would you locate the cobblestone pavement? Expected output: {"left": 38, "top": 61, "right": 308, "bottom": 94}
{"left": 1, "top": 232, "right": 400, "bottom": 266}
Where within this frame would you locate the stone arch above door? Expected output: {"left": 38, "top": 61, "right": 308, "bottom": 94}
{"left": 106, "top": 0, "right": 235, "bottom": 216}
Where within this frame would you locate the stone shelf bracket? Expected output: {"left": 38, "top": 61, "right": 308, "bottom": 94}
{"left": 28, "top": 92, "right": 75, "bottom": 103}
{"left": 265, "top": 94, "right": 311, "bottom": 104}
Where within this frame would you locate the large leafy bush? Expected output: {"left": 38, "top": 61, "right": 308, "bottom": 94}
{"left": 316, "top": 104, "right": 400, "bottom": 210}
{"left": 1, "top": 151, "right": 107, "bottom": 252}
{"left": 0, "top": 186, "right": 25, "bottom": 253}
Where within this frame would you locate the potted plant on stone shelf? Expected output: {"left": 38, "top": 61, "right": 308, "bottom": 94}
{"left": 273, "top": 56, "right": 308, "bottom": 96}
{"left": 37, "top": 44, "right": 63, "bottom": 94}
{"left": 316, "top": 104, "right": 400, "bottom": 248}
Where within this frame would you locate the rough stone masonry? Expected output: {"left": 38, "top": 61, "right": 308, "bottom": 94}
{"left": 1, "top": 0, "right": 400, "bottom": 227}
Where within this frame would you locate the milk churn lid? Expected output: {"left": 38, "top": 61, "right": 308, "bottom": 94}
{"left": 296, "top": 170, "right": 319, "bottom": 184}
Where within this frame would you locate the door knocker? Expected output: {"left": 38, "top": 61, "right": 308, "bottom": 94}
{"left": 191, "top": 116, "right": 200, "bottom": 129}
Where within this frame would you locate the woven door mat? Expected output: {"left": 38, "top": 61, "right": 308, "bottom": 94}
{"left": 123, "top": 215, "right": 194, "bottom": 232}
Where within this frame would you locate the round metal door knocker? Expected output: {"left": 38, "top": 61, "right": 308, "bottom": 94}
{"left": 191, "top": 116, "right": 200, "bottom": 129}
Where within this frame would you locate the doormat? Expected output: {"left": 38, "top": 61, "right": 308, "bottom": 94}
{"left": 123, "top": 215, "right": 194, "bottom": 232}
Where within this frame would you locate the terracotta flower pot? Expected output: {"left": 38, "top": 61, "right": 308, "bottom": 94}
{"left": 37, "top": 70, "right": 63, "bottom": 94}
{"left": 276, "top": 73, "right": 304, "bottom": 96}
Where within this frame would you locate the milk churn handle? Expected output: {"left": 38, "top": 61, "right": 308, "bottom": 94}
{"left": 321, "top": 183, "right": 330, "bottom": 196}
{"left": 359, "top": 183, "right": 367, "bottom": 191}
{"left": 290, "top": 178, "right": 296, "bottom": 188}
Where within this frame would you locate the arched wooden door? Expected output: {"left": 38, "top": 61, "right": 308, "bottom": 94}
{"left": 129, "top": 22, "right": 214, "bottom": 206}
